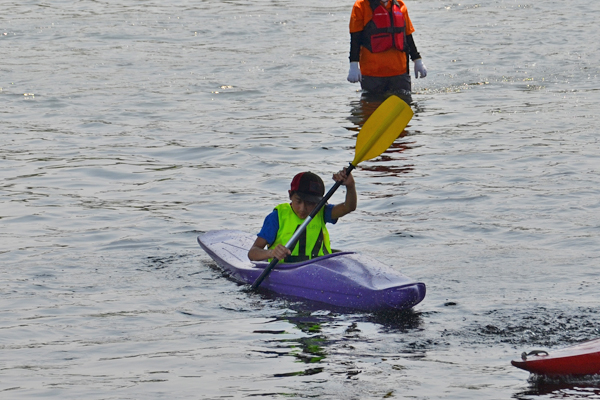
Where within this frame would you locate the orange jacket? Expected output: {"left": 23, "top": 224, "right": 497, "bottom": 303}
{"left": 349, "top": 0, "right": 415, "bottom": 77}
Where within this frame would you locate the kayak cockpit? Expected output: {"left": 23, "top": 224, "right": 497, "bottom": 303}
{"left": 251, "top": 252, "right": 355, "bottom": 270}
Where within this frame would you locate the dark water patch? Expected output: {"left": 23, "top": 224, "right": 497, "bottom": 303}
{"left": 467, "top": 306, "right": 600, "bottom": 348}
{"left": 515, "top": 375, "right": 600, "bottom": 399}
{"left": 141, "top": 253, "right": 197, "bottom": 272}
{"left": 366, "top": 309, "right": 423, "bottom": 334}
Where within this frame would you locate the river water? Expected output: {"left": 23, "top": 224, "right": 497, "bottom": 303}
{"left": 1, "top": 0, "right": 600, "bottom": 398}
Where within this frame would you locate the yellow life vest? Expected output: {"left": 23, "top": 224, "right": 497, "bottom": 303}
{"left": 269, "top": 203, "right": 332, "bottom": 263}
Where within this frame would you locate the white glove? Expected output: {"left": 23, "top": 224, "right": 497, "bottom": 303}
{"left": 413, "top": 59, "right": 427, "bottom": 78}
{"left": 347, "top": 62, "right": 362, "bottom": 83}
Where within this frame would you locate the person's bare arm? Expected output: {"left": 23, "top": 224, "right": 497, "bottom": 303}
{"left": 248, "top": 237, "right": 291, "bottom": 261}
{"left": 331, "top": 169, "right": 357, "bottom": 220}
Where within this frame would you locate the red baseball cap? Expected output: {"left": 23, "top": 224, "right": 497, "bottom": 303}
{"left": 290, "top": 172, "right": 324, "bottom": 204}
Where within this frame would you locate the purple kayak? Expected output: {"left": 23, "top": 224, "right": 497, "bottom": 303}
{"left": 197, "top": 230, "right": 426, "bottom": 312}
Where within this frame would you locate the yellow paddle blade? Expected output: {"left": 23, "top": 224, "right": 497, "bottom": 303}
{"left": 352, "top": 95, "right": 414, "bottom": 166}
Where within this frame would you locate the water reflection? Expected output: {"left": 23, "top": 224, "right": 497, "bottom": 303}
{"left": 347, "top": 95, "right": 415, "bottom": 176}
{"left": 250, "top": 312, "right": 331, "bottom": 379}
{"left": 347, "top": 93, "right": 387, "bottom": 130}
{"left": 514, "top": 376, "right": 600, "bottom": 399}
{"left": 359, "top": 141, "right": 415, "bottom": 175}
{"left": 272, "top": 314, "right": 327, "bottom": 377}
{"left": 247, "top": 293, "right": 424, "bottom": 380}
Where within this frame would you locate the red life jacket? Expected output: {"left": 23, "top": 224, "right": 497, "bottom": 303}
{"left": 362, "top": 0, "right": 407, "bottom": 53}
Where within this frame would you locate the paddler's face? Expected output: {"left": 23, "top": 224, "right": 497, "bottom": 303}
{"left": 289, "top": 192, "right": 317, "bottom": 220}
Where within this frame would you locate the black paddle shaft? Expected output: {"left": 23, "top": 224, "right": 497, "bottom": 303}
{"left": 250, "top": 163, "right": 355, "bottom": 290}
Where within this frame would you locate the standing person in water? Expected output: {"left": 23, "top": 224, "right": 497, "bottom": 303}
{"left": 347, "top": 0, "right": 427, "bottom": 103}
{"left": 248, "top": 170, "right": 356, "bottom": 262}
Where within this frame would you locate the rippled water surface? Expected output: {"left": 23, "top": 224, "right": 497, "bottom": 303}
{"left": 2, "top": 0, "right": 600, "bottom": 398}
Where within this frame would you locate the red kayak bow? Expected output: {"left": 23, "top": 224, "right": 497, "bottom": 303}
{"left": 512, "top": 338, "right": 600, "bottom": 376}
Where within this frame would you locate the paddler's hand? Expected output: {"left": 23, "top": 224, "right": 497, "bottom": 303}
{"left": 347, "top": 62, "right": 362, "bottom": 83}
{"left": 270, "top": 244, "right": 291, "bottom": 261}
{"left": 333, "top": 168, "right": 355, "bottom": 188}
{"left": 414, "top": 59, "right": 427, "bottom": 79}
{"left": 248, "top": 237, "right": 291, "bottom": 261}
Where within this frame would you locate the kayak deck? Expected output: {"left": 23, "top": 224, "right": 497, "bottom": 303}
{"left": 198, "top": 230, "right": 426, "bottom": 312}
{"left": 512, "top": 338, "right": 600, "bottom": 376}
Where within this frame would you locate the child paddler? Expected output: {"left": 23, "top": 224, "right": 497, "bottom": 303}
{"left": 248, "top": 170, "right": 356, "bottom": 262}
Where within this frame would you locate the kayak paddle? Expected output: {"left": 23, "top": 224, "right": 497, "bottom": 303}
{"left": 251, "top": 95, "right": 414, "bottom": 290}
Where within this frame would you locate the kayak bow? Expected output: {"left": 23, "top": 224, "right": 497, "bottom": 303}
{"left": 511, "top": 338, "right": 600, "bottom": 376}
